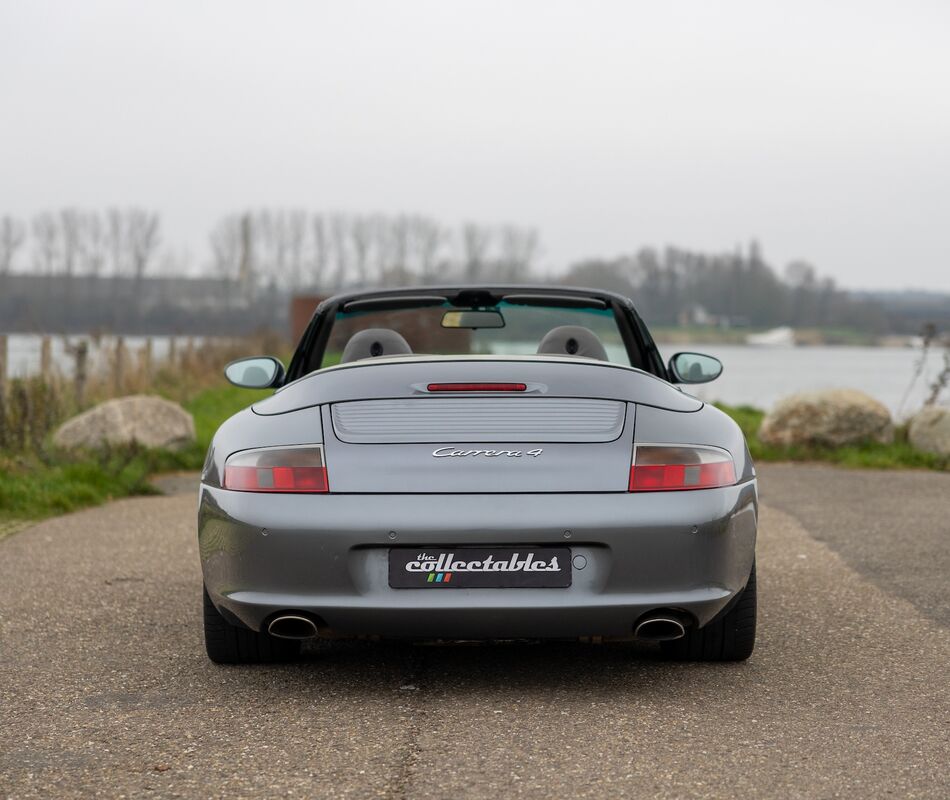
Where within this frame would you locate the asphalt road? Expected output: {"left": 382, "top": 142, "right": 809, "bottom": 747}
{"left": 1, "top": 466, "right": 949, "bottom": 799}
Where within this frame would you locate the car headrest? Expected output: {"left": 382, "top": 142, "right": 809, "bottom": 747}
{"left": 340, "top": 328, "right": 413, "bottom": 363}
{"left": 536, "top": 325, "right": 609, "bottom": 361}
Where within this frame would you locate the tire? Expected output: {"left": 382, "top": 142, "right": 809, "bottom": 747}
{"left": 203, "top": 586, "right": 301, "bottom": 664}
{"left": 662, "top": 562, "right": 757, "bottom": 662}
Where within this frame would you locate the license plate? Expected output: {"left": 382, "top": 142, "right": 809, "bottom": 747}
{"left": 389, "top": 547, "right": 571, "bottom": 588}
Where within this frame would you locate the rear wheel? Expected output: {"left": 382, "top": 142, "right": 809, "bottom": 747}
{"left": 662, "top": 563, "right": 757, "bottom": 662}
{"left": 203, "top": 586, "right": 301, "bottom": 664}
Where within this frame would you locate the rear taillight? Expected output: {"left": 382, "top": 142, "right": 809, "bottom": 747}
{"left": 629, "top": 444, "right": 735, "bottom": 492}
{"left": 224, "top": 445, "right": 328, "bottom": 493}
{"left": 427, "top": 383, "right": 527, "bottom": 392}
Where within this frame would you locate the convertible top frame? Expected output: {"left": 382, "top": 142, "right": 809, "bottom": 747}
{"left": 286, "top": 284, "right": 668, "bottom": 383}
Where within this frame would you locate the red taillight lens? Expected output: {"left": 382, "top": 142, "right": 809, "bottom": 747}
{"left": 224, "top": 446, "right": 328, "bottom": 493}
{"left": 427, "top": 383, "right": 527, "bottom": 392}
{"left": 629, "top": 445, "right": 735, "bottom": 492}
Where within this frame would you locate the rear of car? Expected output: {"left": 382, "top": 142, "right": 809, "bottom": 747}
{"left": 199, "top": 349, "right": 757, "bottom": 663}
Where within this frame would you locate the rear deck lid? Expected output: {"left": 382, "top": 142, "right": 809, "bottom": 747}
{"left": 331, "top": 397, "right": 626, "bottom": 444}
{"left": 321, "top": 399, "right": 636, "bottom": 493}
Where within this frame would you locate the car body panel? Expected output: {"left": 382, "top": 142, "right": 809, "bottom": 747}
{"left": 200, "top": 481, "right": 757, "bottom": 638}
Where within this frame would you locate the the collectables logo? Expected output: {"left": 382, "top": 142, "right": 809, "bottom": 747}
{"left": 406, "top": 551, "right": 561, "bottom": 583}
{"left": 432, "top": 447, "right": 543, "bottom": 458}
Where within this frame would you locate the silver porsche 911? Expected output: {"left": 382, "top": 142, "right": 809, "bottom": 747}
{"left": 200, "top": 285, "right": 757, "bottom": 664}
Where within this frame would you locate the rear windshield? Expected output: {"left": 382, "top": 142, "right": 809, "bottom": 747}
{"left": 319, "top": 300, "right": 633, "bottom": 368}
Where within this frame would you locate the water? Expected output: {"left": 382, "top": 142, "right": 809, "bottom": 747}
{"left": 2, "top": 334, "right": 209, "bottom": 380}
{"left": 659, "top": 344, "right": 945, "bottom": 419}
{"left": 4, "top": 334, "right": 945, "bottom": 418}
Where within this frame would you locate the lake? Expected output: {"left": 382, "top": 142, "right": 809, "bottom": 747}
{"left": 656, "top": 343, "right": 944, "bottom": 420}
{"left": 1, "top": 334, "right": 213, "bottom": 381}
{"left": 2, "top": 334, "right": 945, "bottom": 419}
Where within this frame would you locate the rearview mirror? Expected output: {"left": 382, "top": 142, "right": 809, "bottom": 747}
{"left": 668, "top": 352, "right": 723, "bottom": 384}
{"left": 441, "top": 310, "right": 505, "bottom": 329}
{"left": 224, "top": 356, "right": 285, "bottom": 389}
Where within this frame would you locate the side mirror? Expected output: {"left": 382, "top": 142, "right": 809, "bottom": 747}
{"left": 224, "top": 356, "right": 286, "bottom": 389}
{"left": 668, "top": 352, "right": 723, "bottom": 384}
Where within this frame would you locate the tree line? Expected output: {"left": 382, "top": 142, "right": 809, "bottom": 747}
{"left": 0, "top": 209, "right": 539, "bottom": 295}
{"left": 0, "top": 208, "right": 939, "bottom": 336}
{"left": 564, "top": 243, "right": 901, "bottom": 333}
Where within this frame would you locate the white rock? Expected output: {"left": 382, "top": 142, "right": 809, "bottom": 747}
{"left": 53, "top": 395, "right": 195, "bottom": 451}
{"left": 759, "top": 389, "right": 893, "bottom": 448}
{"left": 907, "top": 406, "right": 950, "bottom": 457}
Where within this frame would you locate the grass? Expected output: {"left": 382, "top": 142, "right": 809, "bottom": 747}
{"left": 0, "top": 382, "right": 267, "bottom": 528}
{"left": 716, "top": 403, "right": 950, "bottom": 471}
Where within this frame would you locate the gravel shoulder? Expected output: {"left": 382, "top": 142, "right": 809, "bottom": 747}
{"left": 1, "top": 472, "right": 949, "bottom": 799}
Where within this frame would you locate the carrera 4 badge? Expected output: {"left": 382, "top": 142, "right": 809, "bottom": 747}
{"left": 432, "top": 447, "right": 543, "bottom": 458}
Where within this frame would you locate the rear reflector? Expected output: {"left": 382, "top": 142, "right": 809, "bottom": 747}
{"left": 629, "top": 444, "right": 736, "bottom": 492}
{"left": 426, "top": 383, "right": 527, "bottom": 392}
{"left": 224, "top": 445, "right": 328, "bottom": 493}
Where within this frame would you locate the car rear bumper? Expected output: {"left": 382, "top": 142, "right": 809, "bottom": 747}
{"left": 198, "top": 482, "right": 757, "bottom": 639}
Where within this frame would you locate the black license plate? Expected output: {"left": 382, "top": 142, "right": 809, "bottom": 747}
{"left": 389, "top": 547, "right": 571, "bottom": 589}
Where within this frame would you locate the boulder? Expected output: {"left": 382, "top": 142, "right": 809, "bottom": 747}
{"left": 53, "top": 395, "right": 195, "bottom": 451}
{"left": 907, "top": 406, "right": 950, "bottom": 457}
{"left": 759, "top": 389, "right": 893, "bottom": 448}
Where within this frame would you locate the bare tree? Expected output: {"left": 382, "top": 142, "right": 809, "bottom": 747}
{"left": 32, "top": 213, "right": 60, "bottom": 276}
{"left": 59, "top": 208, "right": 82, "bottom": 280}
{"left": 411, "top": 216, "right": 445, "bottom": 284}
{"left": 462, "top": 223, "right": 491, "bottom": 281}
{"left": 330, "top": 213, "right": 350, "bottom": 289}
{"left": 311, "top": 214, "right": 329, "bottom": 290}
{"left": 286, "top": 210, "right": 307, "bottom": 290}
{"left": 0, "top": 216, "right": 25, "bottom": 276}
{"left": 259, "top": 210, "right": 287, "bottom": 288}
{"left": 127, "top": 209, "right": 161, "bottom": 313}
{"left": 238, "top": 212, "right": 256, "bottom": 301}
{"left": 80, "top": 212, "right": 107, "bottom": 279}
{"left": 350, "top": 215, "right": 375, "bottom": 285}
{"left": 387, "top": 215, "right": 412, "bottom": 286}
{"left": 497, "top": 225, "right": 539, "bottom": 281}
{"left": 373, "top": 215, "right": 393, "bottom": 284}
{"left": 210, "top": 214, "right": 242, "bottom": 310}
{"left": 107, "top": 208, "right": 127, "bottom": 278}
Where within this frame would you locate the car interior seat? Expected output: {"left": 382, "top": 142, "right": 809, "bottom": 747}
{"left": 536, "top": 326, "right": 609, "bottom": 361}
{"left": 340, "top": 328, "right": 413, "bottom": 363}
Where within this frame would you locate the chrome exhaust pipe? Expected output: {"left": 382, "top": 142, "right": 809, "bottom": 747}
{"left": 267, "top": 614, "right": 319, "bottom": 640}
{"left": 634, "top": 615, "right": 686, "bottom": 641}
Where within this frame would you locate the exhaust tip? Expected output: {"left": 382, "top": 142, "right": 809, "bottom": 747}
{"left": 267, "top": 614, "right": 319, "bottom": 640}
{"left": 634, "top": 615, "right": 686, "bottom": 642}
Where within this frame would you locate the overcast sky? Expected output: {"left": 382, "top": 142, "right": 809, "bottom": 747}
{"left": 2, "top": 0, "right": 948, "bottom": 290}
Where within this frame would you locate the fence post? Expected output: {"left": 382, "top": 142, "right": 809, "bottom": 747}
{"left": 0, "top": 335, "right": 7, "bottom": 449}
{"left": 13, "top": 382, "right": 28, "bottom": 451}
{"left": 168, "top": 336, "right": 177, "bottom": 367}
{"left": 40, "top": 336, "right": 52, "bottom": 383}
{"left": 74, "top": 341, "right": 88, "bottom": 408}
{"left": 114, "top": 337, "right": 126, "bottom": 396}
{"left": 142, "top": 338, "right": 153, "bottom": 383}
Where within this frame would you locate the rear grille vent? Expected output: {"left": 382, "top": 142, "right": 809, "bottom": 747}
{"left": 330, "top": 398, "right": 626, "bottom": 443}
